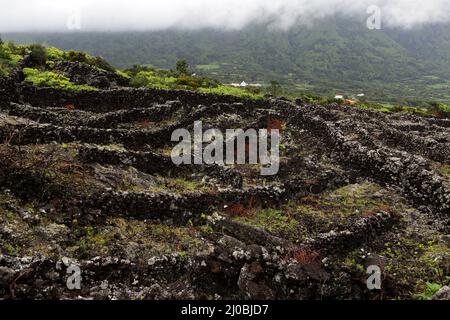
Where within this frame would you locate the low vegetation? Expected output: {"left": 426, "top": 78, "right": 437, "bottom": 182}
{"left": 125, "top": 64, "right": 263, "bottom": 99}
{"left": 1, "top": 39, "right": 449, "bottom": 117}
{"left": 46, "top": 46, "right": 116, "bottom": 72}
{"left": 297, "top": 92, "right": 450, "bottom": 119}
{"left": 23, "top": 68, "right": 98, "bottom": 91}
{"left": 0, "top": 40, "right": 23, "bottom": 76}
{"left": 354, "top": 101, "right": 450, "bottom": 118}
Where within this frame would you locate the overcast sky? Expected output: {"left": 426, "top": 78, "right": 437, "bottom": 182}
{"left": 1, "top": 0, "right": 450, "bottom": 32}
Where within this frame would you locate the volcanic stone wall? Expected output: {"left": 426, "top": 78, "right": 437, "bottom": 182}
{"left": 12, "top": 84, "right": 265, "bottom": 112}
{"left": 0, "top": 78, "right": 18, "bottom": 107}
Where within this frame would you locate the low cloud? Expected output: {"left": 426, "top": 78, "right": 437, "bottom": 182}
{"left": 1, "top": 0, "right": 450, "bottom": 32}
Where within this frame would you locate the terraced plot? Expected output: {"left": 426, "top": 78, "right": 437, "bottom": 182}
{"left": 0, "top": 82, "right": 449, "bottom": 300}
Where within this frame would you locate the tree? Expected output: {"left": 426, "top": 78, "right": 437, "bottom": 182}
{"left": 176, "top": 60, "right": 189, "bottom": 76}
{"left": 66, "top": 50, "right": 89, "bottom": 64}
{"left": 0, "top": 35, "right": 3, "bottom": 46}
{"left": 267, "top": 80, "right": 283, "bottom": 97}
{"left": 28, "top": 44, "right": 48, "bottom": 66}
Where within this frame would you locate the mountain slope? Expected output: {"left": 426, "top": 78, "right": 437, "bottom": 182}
{"left": 4, "top": 18, "right": 450, "bottom": 103}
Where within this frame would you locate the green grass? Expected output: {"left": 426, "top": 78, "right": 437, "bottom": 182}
{"left": 23, "top": 68, "right": 98, "bottom": 91}
{"left": 3, "top": 242, "right": 21, "bottom": 255}
{"left": 153, "top": 177, "right": 211, "bottom": 194}
{"left": 199, "top": 85, "right": 263, "bottom": 100}
{"left": 235, "top": 208, "right": 301, "bottom": 241}
{"left": 438, "top": 165, "right": 450, "bottom": 177}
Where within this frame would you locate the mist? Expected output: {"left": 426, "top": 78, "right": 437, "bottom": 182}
{"left": 1, "top": 0, "right": 450, "bottom": 32}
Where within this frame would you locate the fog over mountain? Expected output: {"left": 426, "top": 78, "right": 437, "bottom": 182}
{"left": 1, "top": 0, "right": 450, "bottom": 32}
{"left": 3, "top": 1, "right": 450, "bottom": 103}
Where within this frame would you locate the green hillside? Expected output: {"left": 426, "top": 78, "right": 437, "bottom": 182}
{"left": 4, "top": 18, "right": 450, "bottom": 104}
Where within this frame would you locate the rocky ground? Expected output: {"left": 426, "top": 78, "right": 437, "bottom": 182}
{"left": 0, "top": 77, "right": 449, "bottom": 300}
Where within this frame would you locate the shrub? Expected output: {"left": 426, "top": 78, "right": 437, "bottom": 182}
{"left": 267, "top": 80, "right": 283, "bottom": 96}
{"left": 46, "top": 60, "right": 55, "bottom": 69}
{"left": 176, "top": 75, "right": 203, "bottom": 89}
{"left": 199, "top": 85, "right": 263, "bottom": 100}
{"left": 90, "top": 56, "right": 116, "bottom": 73}
{"left": 65, "top": 50, "right": 115, "bottom": 72}
{"left": 430, "top": 102, "right": 450, "bottom": 118}
{"left": 130, "top": 71, "right": 150, "bottom": 88}
{"left": 414, "top": 282, "right": 442, "bottom": 300}
{"left": 66, "top": 50, "right": 89, "bottom": 64}
{"left": 0, "top": 42, "right": 22, "bottom": 76}
{"left": 115, "top": 69, "right": 131, "bottom": 79}
{"left": 0, "top": 66, "right": 7, "bottom": 77}
{"left": 130, "top": 71, "right": 177, "bottom": 89}
{"left": 23, "top": 68, "right": 97, "bottom": 91}
{"left": 124, "top": 65, "right": 154, "bottom": 77}
{"left": 46, "top": 47, "right": 65, "bottom": 61}
{"left": 128, "top": 64, "right": 260, "bottom": 99}
{"left": 28, "top": 44, "right": 48, "bottom": 66}
{"left": 200, "top": 77, "right": 221, "bottom": 88}
{"left": 0, "top": 46, "right": 9, "bottom": 60}
{"left": 176, "top": 59, "right": 189, "bottom": 76}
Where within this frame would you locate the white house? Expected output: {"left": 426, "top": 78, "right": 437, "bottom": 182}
{"left": 228, "top": 81, "right": 250, "bottom": 88}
